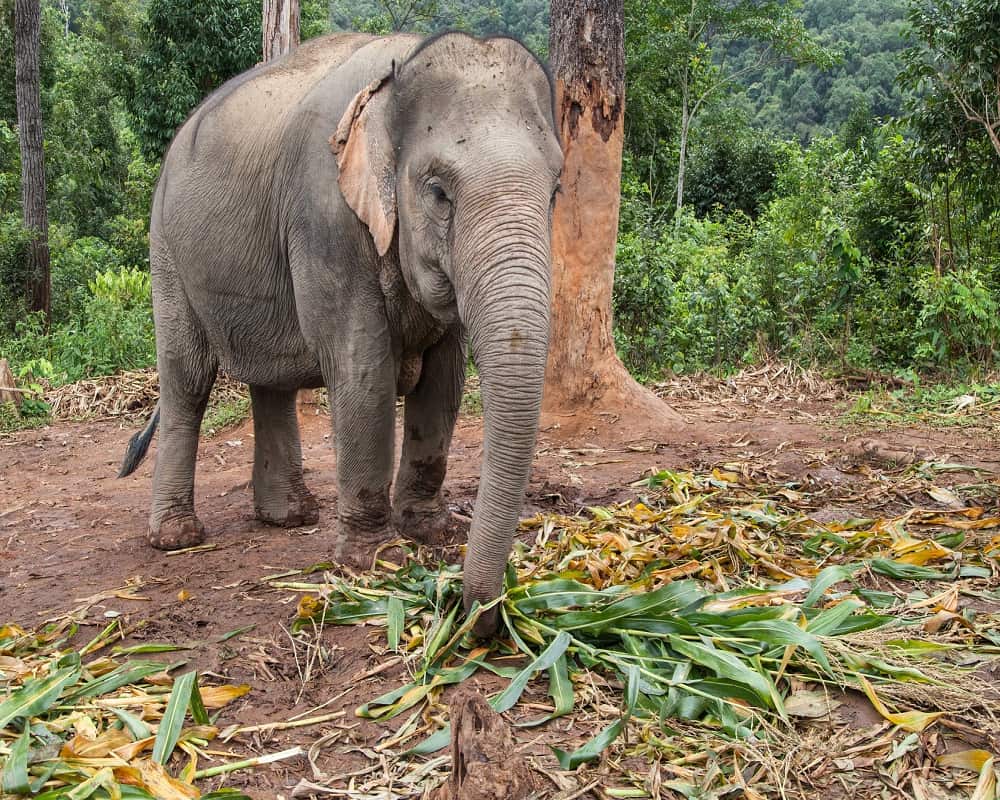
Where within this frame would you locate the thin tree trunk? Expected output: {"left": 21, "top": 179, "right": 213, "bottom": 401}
{"left": 544, "top": 0, "right": 681, "bottom": 430}
{"left": 676, "top": 95, "right": 689, "bottom": 214}
{"left": 262, "top": 0, "right": 300, "bottom": 61}
{"left": 14, "top": 0, "right": 50, "bottom": 321}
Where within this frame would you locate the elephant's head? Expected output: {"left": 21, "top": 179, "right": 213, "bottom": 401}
{"left": 332, "top": 33, "right": 562, "bottom": 634}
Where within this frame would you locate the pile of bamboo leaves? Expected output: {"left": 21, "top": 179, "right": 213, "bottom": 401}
{"left": 290, "top": 467, "right": 1000, "bottom": 795}
{"left": 0, "top": 620, "right": 284, "bottom": 799}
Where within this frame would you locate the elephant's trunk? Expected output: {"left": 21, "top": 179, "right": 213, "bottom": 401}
{"left": 455, "top": 199, "right": 552, "bottom": 636}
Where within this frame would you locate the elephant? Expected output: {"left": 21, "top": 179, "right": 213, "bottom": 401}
{"left": 117, "top": 31, "right": 563, "bottom": 634}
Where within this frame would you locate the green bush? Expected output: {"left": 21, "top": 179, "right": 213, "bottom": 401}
{"left": 2, "top": 267, "right": 156, "bottom": 383}
{"left": 614, "top": 169, "right": 764, "bottom": 376}
{"left": 914, "top": 267, "right": 1000, "bottom": 366}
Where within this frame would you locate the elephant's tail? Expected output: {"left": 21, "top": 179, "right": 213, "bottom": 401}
{"left": 118, "top": 404, "right": 160, "bottom": 478}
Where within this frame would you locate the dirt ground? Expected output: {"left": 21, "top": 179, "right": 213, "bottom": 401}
{"left": 1, "top": 379, "right": 998, "bottom": 798}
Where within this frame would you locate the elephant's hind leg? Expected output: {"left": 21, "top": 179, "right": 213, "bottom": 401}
{"left": 149, "top": 311, "right": 217, "bottom": 549}
{"left": 250, "top": 385, "right": 319, "bottom": 527}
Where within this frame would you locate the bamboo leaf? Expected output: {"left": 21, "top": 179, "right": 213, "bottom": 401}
{"left": 552, "top": 583, "right": 705, "bottom": 631}
{"left": 857, "top": 675, "right": 943, "bottom": 732}
{"left": 938, "top": 750, "right": 994, "bottom": 772}
{"left": 804, "top": 565, "right": 856, "bottom": 608}
{"left": 152, "top": 671, "right": 197, "bottom": 765}
{"left": 1, "top": 728, "right": 31, "bottom": 795}
{"left": 0, "top": 653, "right": 82, "bottom": 728}
{"left": 109, "top": 706, "right": 153, "bottom": 741}
{"left": 492, "top": 632, "right": 572, "bottom": 713}
{"left": 552, "top": 718, "right": 625, "bottom": 769}
{"left": 667, "top": 636, "right": 776, "bottom": 708}
{"left": 387, "top": 596, "right": 405, "bottom": 651}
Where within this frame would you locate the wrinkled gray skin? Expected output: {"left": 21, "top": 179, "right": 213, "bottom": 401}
{"left": 126, "top": 32, "right": 562, "bottom": 633}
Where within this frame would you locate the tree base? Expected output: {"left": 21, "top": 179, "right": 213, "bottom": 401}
{"left": 542, "top": 356, "right": 684, "bottom": 438}
{"left": 433, "top": 688, "right": 537, "bottom": 800}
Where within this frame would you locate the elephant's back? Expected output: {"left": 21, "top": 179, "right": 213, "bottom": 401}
{"left": 164, "top": 33, "right": 376, "bottom": 167}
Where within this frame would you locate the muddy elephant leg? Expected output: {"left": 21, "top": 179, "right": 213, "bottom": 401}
{"left": 250, "top": 385, "right": 319, "bottom": 527}
{"left": 327, "top": 344, "right": 398, "bottom": 567}
{"left": 148, "top": 257, "right": 217, "bottom": 549}
{"left": 393, "top": 326, "right": 466, "bottom": 544}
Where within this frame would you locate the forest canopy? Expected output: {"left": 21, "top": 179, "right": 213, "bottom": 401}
{"left": 2, "top": 0, "right": 999, "bottom": 400}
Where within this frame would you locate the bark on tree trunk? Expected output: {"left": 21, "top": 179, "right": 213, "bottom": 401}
{"left": 676, "top": 96, "right": 689, "bottom": 214}
{"left": 544, "top": 0, "right": 681, "bottom": 430}
{"left": 262, "top": 0, "right": 300, "bottom": 62}
{"left": 15, "top": 0, "right": 50, "bottom": 321}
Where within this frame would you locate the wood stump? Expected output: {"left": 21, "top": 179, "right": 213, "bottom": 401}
{"left": 0, "top": 359, "right": 21, "bottom": 409}
{"left": 434, "top": 687, "right": 538, "bottom": 800}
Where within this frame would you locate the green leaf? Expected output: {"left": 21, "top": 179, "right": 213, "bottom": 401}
{"left": 67, "top": 661, "right": 164, "bottom": 699}
{"left": 189, "top": 678, "right": 209, "bottom": 725}
{"left": 0, "top": 653, "right": 82, "bottom": 728}
{"left": 406, "top": 724, "right": 451, "bottom": 755}
{"left": 623, "top": 663, "right": 640, "bottom": 720}
{"left": 110, "top": 707, "right": 153, "bottom": 740}
{"left": 552, "top": 718, "right": 625, "bottom": 769}
{"left": 667, "top": 636, "right": 776, "bottom": 708}
{"left": 806, "top": 599, "right": 863, "bottom": 636}
{"left": 726, "top": 620, "right": 833, "bottom": 672}
{"left": 493, "top": 632, "right": 572, "bottom": 713}
{"left": 387, "top": 596, "right": 405, "bottom": 651}
{"left": 869, "top": 558, "right": 954, "bottom": 581}
{"left": 152, "top": 671, "right": 197, "bottom": 764}
{"left": 804, "top": 564, "right": 856, "bottom": 608}
{"left": 1, "top": 729, "right": 31, "bottom": 795}
{"left": 552, "top": 583, "right": 705, "bottom": 631}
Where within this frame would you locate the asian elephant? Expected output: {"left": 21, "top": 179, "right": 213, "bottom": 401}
{"left": 118, "top": 31, "right": 563, "bottom": 634}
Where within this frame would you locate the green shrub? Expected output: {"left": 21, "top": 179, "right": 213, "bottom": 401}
{"left": 50, "top": 234, "right": 128, "bottom": 325}
{"left": 614, "top": 170, "right": 764, "bottom": 376}
{"left": 1, "top": 267, "right": 155, "bottom": 383}
{"left": 914, "top": 267, "right": 1000, "bottom": 366}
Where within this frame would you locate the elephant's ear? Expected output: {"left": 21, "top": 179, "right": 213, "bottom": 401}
{"left": 331, "top": 74, "right": 396, "bottom": 257}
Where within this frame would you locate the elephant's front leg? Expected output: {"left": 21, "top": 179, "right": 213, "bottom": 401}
{"left": 393, "top": 326, "right": 467, "bottom": 544}
{"left": 330, "top": 348, "right": 399, "bottom": 566}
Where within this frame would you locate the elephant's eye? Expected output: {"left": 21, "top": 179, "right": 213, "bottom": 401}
{"left": 429, "top": 180, "right": 451, "bottom": 207}
{"left": 424, "top": 178, "right": 453, "bottom": 226}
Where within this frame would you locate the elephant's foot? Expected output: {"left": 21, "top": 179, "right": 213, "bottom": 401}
{"left": 333, "top": 520, "right": 400, "bottom": 571}
{"left": 148, "top": 513, "right": 205, "bottom": 551}
{"left": 393, "top": 499, "right": 471, "bottom": 546}
{"left": 254, "top": 484, "right": 319, "bottom": 528}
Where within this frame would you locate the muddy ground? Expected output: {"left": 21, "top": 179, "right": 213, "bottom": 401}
{"left": 1, "top": 381, "right": 998, "bottom": 798}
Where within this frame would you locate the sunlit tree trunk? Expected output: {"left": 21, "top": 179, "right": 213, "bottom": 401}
{"left": 15, "top": 0, "right": 50, "bottom": 321}
{"left": 263, "top": 0, "right": 300, "bottom": 61}
{"left": 544, "top": 0, "right": 680, "bottom": 429}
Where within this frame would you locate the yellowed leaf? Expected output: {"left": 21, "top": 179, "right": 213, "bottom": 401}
{"left": 971, "top": 757, "right": 996, "bottom": 800}
{"left": 937, "top": 750, "right": 995, "bottom": 772}
{"left": 0, "top": 655, "right": 32, "bottom": 680}
{"left": 113, "top": 735, "right": 156, "bottom": 761}
{"left": 199, "top": 684, "right": 251, "bottom": 709}
{"left": 61, "top": 728, "right": 133, "bottom": 759}
{"left": 177, "top": 589, "right": 191, "bottom": 602}
{"left": 297, "top": 594, "right": 323, "bottom": 619}
{"left": 136, "top": 759, "right": 200, "bottom": 799}
{"left": 858, "top": 675, "right": 944, "bottom": 732}
{"left": 891, "top": 537, "right": 952, "bottom": 566}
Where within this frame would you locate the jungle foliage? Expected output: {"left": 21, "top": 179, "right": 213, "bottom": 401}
{"left": 1, "top": 0, "right": 999, "bottom": 388}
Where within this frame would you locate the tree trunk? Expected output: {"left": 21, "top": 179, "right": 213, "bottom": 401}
{"left": 544, "top": 0, "right": 681, "bottom": 430}
{"left": 14, "top": 0, "right": 50, "bottom": 321}
{"left": 262, "top": 0, "right": 300, "bottom": 62}
{"left": 676, "top": 93, "right": 689, "bottom": 214}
